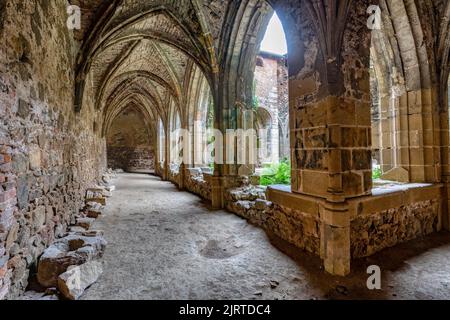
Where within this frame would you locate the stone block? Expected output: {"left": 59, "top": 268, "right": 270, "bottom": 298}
{"left": 37, "top": 234, "right": 106, "bottom": 288}
{"left": 352, "top": 150, "right": 371, "bottom": 170}
{"left": 0, "top": 255, "right": 8, "bottom": 278}
{"left": 6, "top": 222, "right": 19, "bottom": 250}
{"left": 76, "top": 217, "right": 95, "bottom": 230}
{"left": 17, "top": 99, "right": 31, "bottom": 119}
{"left": 16, "top": 176, "right": 29, "bottom": 210}
{"left": 29, "top": 146, "right": 41, "bottom": 170}
{"left": 85, "top": 197, "right": 106, "bottom": 206}
{"left": 32, "top": 206, "right": 46, "bottom": 231}
{"left": 255, "top": 199, "right": 272, "bottom": 211}
{"left": 58, "top": 261, "right": 103, "bottom": 300}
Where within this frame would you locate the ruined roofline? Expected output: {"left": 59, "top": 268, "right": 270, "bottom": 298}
{"left": 258, "top": 50, "right": 287, "bottom": 60}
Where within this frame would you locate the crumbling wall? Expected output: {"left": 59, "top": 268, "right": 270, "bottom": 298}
{"left": 0, "top": 1, "right": 106, "bottom": 299}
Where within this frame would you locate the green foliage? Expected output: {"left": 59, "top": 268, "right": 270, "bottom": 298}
{"left": 260, "top": 159, "right": 291, "bottom": 186}
{"left": 372, "top": 167, "right": 382, "bottom": 180}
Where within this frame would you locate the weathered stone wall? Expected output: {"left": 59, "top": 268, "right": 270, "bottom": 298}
{"left": 168, "top": 164, "right": 181, "bottom": 186}
{"left": 225, "top": 186, "right": 320, "bottom": 255}
{"left": 0, "top": 1, "right": 106, "bottom": 299}
{"left": 107, "top": 147, "right": 155, "bottom": 172}
{"left": 184, "top": 168, "right": 211, "bottom": 200}
{"left": 351, "top": 199, "right": 440, "bottom": 258}
{"left": 254, "top": 52, "right": 289, "bottom": 162}
{"left": 225, "top": 184, "right": 442, "bottom": 267}
{"left": 106, "top": 106, "right": 155, "bottom": 172}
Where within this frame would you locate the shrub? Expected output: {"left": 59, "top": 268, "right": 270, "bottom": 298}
{"left": 372, "top": 167, "right": 382, "bottom": 180}
{"left": 260, "top": 159, "right": 291, "bottom": 186}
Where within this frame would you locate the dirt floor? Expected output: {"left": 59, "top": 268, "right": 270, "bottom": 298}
{"left": 81, "top": 173, "right": 450, "bottom": 300}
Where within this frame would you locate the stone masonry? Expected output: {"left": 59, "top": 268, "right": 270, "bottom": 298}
{"left": 1, "top": 0, "right": 450, "bottom": 299}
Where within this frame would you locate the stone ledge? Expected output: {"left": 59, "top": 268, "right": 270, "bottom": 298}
{"left": 348, "top": 183, "right": 443, "bottom": 218}
{"left": 266, "top": 185, "right": 321, "bottom": 217}
{"left": 267, "top": 183, "right": 444, "bottom": 220}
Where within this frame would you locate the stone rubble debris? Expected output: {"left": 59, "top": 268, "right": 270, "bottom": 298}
{"left": 16, "top": 170, "right": 117, "bottom": 300}
{"left": 57, "top": 261, "right": 103, "bottom": 300}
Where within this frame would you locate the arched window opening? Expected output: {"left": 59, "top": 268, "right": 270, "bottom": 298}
{"left": 370, "top": 24, "right": 408, "bottom": 184}
{"left": 254, "top": 11, "right": 290, "bottom": 186}
{"left": 158, "top": 118, "right": 165, "bottom": 166}
{"left": 170, "top": 108, "right": 182, "bottom": 169}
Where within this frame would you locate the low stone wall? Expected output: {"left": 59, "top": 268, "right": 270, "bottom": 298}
{"left": 168, "top": 165, "right": 180, "bottom": 186}
{"left": 184, "top": 168, "right": 211, "bottom": 200}
{"left": 226, "top": 183, "right": 443, "bottom": 264}
{"left": 225, "top": 186, "right": 321, "bottom": 256}
{"left": 349, "top": 185, "right": 442, "bottom": 258}
{"left": 159, "top": 166, "right": 444, "bottom": 272}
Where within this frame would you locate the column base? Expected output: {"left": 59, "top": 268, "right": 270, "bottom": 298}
{"left": 211, "top": 176, "right": 224, "bottom": 209}
{"left": 320, "top": 201, "right": 351, "bottom": 276}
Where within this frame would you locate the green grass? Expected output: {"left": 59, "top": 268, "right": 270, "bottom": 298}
{"left": 260, "top": 159, "right": 291, "bottom": 186}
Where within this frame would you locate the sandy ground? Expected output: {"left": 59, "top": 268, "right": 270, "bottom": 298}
{"left": 81, "top": 173, "right": 450, "bottom": 300}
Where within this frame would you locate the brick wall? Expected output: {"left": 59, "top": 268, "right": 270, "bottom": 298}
{"left": 254, "top": 52, "right": 290, "bottom": 162}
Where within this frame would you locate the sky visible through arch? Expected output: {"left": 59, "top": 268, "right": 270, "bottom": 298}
{"left": 260, "top": 12, "right": 288, "bottom": 56}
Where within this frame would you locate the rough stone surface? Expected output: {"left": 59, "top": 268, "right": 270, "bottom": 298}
{"left": 351, "top": 200, "right": 440, "bottom": 258}
{"left": 58, "top": 261, "right": 103, "bottom": 300}
{"left": 37, "top": 234, "right": 106, "bottom": 288}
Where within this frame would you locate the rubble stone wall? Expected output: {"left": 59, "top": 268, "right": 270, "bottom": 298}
{"left": 107, "top": 147, "right": 155, "bottom": 172}
{"left": 225, "top": 186, "right": 321, "bottom": 256}
{"left": 184, "top": 169, "right": 211, "bottom": 200}
{"left": 106, "top": 106, "right": 155, "bottom": 172}
{"left": 0, "top": 1, "right": 106, "bottom": 299}
{"left": 351, "top": 198, "right": 441, "bottom": 258}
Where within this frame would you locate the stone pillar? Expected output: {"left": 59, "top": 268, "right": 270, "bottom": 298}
{"left": 320, "top": 201, "right": 351, "bottom": 276}
{"left": 442, "top": 186, "right": 450, "bottom": 231}
{"left": 210, "top": 176, "right": 224, "bottom": 209}
{"left": 178, "top": 163, "right": 186, "bottom": 190}
{"left": 292, "top": 96, "right": 372, "bottom": 202}
{"left": 161, "top": 160, "right": 169, "bottom": 181}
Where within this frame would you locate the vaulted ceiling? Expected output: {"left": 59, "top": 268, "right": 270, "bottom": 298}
{"left": 70, "top": 0, "right": 450, "bottom": 131}
{"left": 72, "top": 0, "right": 230, "bottom": 127}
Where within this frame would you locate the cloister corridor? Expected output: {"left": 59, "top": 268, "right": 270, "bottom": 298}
{"left": 2, "top": 0, "right": 450, "bottom": 303}
{"left": 78, "top": 174, "right": 450, "bottom": 300}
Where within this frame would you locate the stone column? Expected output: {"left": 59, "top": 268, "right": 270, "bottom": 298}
{"left": 178, "top": 162, "right": 186, "bottom": 190}
{"left": 292, "top": 95, "right": 372, "bottom": 202}
{"left": 161, "top": 160, "right": 169, "bottom": 181}
{"left": 320, "top": 201, "right": 351, "bottom": 276}
{"left": 210, "top": 175, "right": 224, "bottom": 209}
